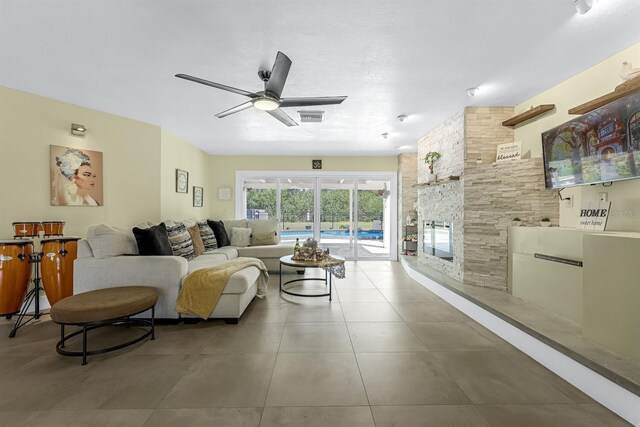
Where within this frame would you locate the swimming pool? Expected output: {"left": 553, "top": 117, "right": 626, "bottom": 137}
{"left": 281, "top": 229, "right": 384, "bottom": 239}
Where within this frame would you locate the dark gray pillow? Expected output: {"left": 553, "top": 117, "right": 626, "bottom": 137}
{"left": 208, "top": 220, "right": 230, "bottom": 247}
{"left": 132, "top": 222, "right": 173, "bottom": 256}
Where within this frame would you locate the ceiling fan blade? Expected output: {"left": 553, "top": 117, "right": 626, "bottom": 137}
{"left": 215, "top": 101, "right": 254, "bottom": 118}
{"left": 279, "top": 96, "right": 348, "bottom": 107}
{"left": 264, "top": 51, "right": 292, "bottom": 99}
{"left": 267, "top": 108, "right": 298, "bottom": 127}
{"left": 175, "top": 74, "right": 257, "bottom": 98}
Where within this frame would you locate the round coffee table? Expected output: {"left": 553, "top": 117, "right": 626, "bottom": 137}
{"left": 279, "top": 255, "right": 345, "bottom": 301}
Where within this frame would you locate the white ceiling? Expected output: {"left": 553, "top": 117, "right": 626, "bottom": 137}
{"left": 1, "top": 0, "right": 638, "bottom": 156}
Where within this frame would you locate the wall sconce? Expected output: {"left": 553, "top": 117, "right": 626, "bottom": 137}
{"left": 381, "top": 132, "right": 389, "bottom": 139}
{"left": 71, "top": 123, "right": 86, "bottom": 136}
{"left": 466, "top": 87, "right": 479, "bottom": 97}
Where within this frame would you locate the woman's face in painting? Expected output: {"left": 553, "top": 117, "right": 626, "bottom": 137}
{"left": 73, "top": 165, "right": 96, "bottom": 192}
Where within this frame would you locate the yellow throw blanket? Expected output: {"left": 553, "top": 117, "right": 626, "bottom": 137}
{"left": 175, "top": 257, "right": 269, "bottom": 319}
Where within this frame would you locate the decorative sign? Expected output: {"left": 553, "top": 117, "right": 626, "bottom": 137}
{"left": 495, "top": 141, "right": 522, "bottom": 163}
{"left": 218, "top": 187, "right": 232, "bottom": 200}
{"left": 576, "top": 201, "right": 611, "bottom": 231}
{"left": 534, "top": 253, "right": 583, "bottom": 267}
{"left": 312, "top": 159, "right": 323, "bottom": 169}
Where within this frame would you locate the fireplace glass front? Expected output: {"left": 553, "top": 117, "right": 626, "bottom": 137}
{"left": 423, "top": 221, "right": 453, "bottom": 262}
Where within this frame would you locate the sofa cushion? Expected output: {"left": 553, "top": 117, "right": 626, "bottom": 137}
{"left": 86, "top": 224, "right": 139, "bottom": 258}
{"left": 237, "top": 241, "right": 294, "bottom": 258}
{"left": 251, "top": 231, "right": 278, "bottom": 246}
{"left": 188, "top": 225, "right": 205, "bottom": 257}
{"left": 248, "top": 219, "right": 280, "bottom": 243}
{"left": 166, "top": 223, "right": 195, "bottom": 260}
{"left": 207, "top": 246, "right": 239, "bottom": 260}
{"left": 187, "top": 254, "right": 228, "bottom": 272}
{"left": 222, "top": 219, "right": 248, "bottom": 240}
{"left": 197, "top": 220, "right": 218, "bottom": 252}
{"left": 132, "top": 222, "right": 173, "bottom": 256}
{"left": 230, "top": 227, "right": 252, "bottom": 247}
{"left": 208, "top": 220, "right": 231, "bottom": 247}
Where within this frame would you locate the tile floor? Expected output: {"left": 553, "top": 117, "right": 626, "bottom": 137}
{"left": 0, "top": 261, "right": 630, "bottom": 426}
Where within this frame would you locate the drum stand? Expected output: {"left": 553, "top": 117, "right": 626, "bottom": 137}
{"left": 8, "top": 253, "right": 45, "bottom": 338}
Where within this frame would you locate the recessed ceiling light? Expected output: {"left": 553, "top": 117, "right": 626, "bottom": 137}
{"left": 467, "top": 87, "right": 479, "bottom": 97}
{"left": 574, "top": 0, "right": 595, "bottom": 14}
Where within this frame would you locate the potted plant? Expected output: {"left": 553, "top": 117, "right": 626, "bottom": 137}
{"left": 424, "top": 151, "right": 441, "bottom": 182}
{"left": 511, "top": 217, "right": 522, "bottom": 226}
{"left": 540, "top": 217, "right": 551, "bottom": 227}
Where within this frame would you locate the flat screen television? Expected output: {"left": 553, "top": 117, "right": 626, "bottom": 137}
{"left": 542, "top": 91, "right": 640, "bottom": 189}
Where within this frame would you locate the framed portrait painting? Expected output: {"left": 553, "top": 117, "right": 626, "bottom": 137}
{"left": 193, "top": 186, "right": 203, "bottom": 207}
{"left": 176, "top": 169, "right": 189, "bottom": 193}
{"left": 50, "top": 145, "right": 104, "bottom": 206}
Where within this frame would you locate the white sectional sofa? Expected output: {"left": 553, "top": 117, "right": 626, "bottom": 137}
{"left": 74, "top": 219, "right": 294, "bottom": 322}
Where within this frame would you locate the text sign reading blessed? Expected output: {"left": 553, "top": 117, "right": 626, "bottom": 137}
{"left": 576, "top": 201, "right": 611, "bottom": 231}
{"left": 495, "top": 142, "right": 522, "bottom": 163}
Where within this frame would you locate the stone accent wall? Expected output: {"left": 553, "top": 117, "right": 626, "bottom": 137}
{"left": 417, "top": 110, "right": 465, "bottom": 279}
{"left": 417, "top": 110, "right": 465, "bottom": 183}
{"left": 416, "top": 106, "right": 560, "bottom": 291}
{"left": 418, "top": 182, "right": 464, "bottom": 281}
{"left": 397, "top": 153, "right": 418, "bottom": 255}
{"left": 464, "top": 158, "right": 559, "bottom": 290}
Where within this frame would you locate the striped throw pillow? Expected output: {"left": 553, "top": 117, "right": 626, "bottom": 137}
{"left": 197, "top": 220, "right": 218, "bottom": 252}
{"left": 166, "top": 223, "right": 195, "bottom": 260}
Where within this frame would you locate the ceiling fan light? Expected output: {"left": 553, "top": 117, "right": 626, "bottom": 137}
{"left": 253, "top": 97, "right": 280, "bottom": 111}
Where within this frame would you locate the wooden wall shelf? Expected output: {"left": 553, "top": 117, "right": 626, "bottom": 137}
{"left": 502, "top": 105, "right": 555, "bottom": 127}
{"left": 569, "top": 76, "right": 640, "bottom": 115}
{"left": 413, "top": 175, "right": 460, "bottom": 187}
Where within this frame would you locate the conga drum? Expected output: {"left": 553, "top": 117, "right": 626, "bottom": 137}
{"left": 41, "top": 237, "right": 80, "bottom": 305}
{"left": 0, "top": 240, "right": 33, "bottom": 316}
{"left": 41, "top": 221, "right": 65, "bottom": 237}
{"left": 12, "top": 222, "right": 42, "bottom": 239}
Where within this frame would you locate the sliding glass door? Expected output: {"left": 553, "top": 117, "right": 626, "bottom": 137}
{"left": 238, "top": 172, "right": 396, "bottom": 260}
{"left": 280, "top": 178, "right": 314, "bottom": 244}
{"left": 320, "top": 178, "right": 355, "bottom": 258}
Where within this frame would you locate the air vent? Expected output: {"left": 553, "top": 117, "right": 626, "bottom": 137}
{"left": 298, "top": 110, "right": 324, "bottom": 123}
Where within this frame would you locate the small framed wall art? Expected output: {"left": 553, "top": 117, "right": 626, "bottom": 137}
{"left": 218, "top": 187, "right": 232, "bottom": 200}
{"left": 193, "top": 186, "right": 203, "bottom": 207}
{"left": 176, "top": 169, "right": 189, "bottom": 193}
{"left": 312, "top": 159, "right": 322, "bottom": 169}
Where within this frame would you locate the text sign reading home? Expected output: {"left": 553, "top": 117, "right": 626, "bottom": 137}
{"left": 495, "top": 142, "right": 522, "bottom": 163}
{"left": 576, "top": 201, "right": 611, "bottom": 231}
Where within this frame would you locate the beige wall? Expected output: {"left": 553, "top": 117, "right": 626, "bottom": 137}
{"left": 160, "top": 128, "right": 212, "bottom": 220}
{"left": 514, "top": 43, "right": 640, "bottom": 231}
{"left": 0, "top": 86, "right": 161, "bottom": 238}
{"left": 208, "top": 155, "right": 398, "bottom": 218}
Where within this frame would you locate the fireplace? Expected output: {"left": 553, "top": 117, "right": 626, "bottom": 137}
{"left": 423, "top": 221, "right": 453, "bottom": 262}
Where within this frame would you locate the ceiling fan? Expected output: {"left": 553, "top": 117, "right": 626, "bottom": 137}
{"left": 176, "top": 51, "right": 347, "bottom": 127}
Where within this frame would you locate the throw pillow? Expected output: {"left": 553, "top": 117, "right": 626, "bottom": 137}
{"left": 166, "top": 223, "right": 195, "bottom": 260}
{"left": 208, "top": 220, "right": 230, "bottom": 247}
{"left": 230, "top": 227, "right": 252, "bottom": 247}
{"left": 188, "top": 225, "right": 205, "bottom": 257}
{"left": 197, "top": 220, "right": 218, "bottom": 252}
{"left": 251, "top": 231, "right": 278, "bottom": 246}
{"left": 132, "top": 222, "right": 173, "bottom": 256}
{"left": 86, "top": 224, "right": 139, "bottom": 258}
